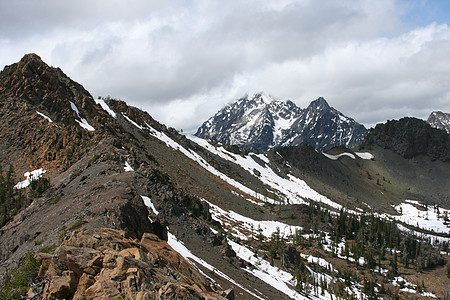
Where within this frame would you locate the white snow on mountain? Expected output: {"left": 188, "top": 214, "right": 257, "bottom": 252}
{"left": 167, "top": 232, "right": 264, "bottom": 300}
{"left": 124, "top": 161, "right": 134, "bottom": 172}
{"left": 189, "top": 136, "right": 344, "bottom": 210}
{"left": 322, "top": 152, "right": 356, "bottom": 160}
{"left": 122, "top": 113, "right": 143, "bottom": 129}
{"left": 427, "top": 111, "right": 450, "bottom": 134}
{"left": 203, "top": 199, "right": 303, "bottom": 241}
{"left": 141, "top": 195, "right": 159, "bottom": 215}
{"left": 354, "top": 152, "right": 374, "bottom": 160}
{"left": 229, "top": 240, "right": 310, "bottom": 300}
{"left": 321, "top": 151, "right": 373, "bottom": 160}
{"left": 69, "top": 101, "right": 95, "bottom": 131}
{"left": 14, "top": 168, "right": 47, "bottom": 189}
{"left": 36, "top": 111, "right": 54, "bottom": 123}
{"left": 126, "top": 111, "right": 447, "bottom": 246}
{"left": 95, "top": 98, "right": 117, "bottom": 118}
{"left": 393, "top": 200, "right": 449, "bottom": 234}
{"left": 196, "top": 94, "right": 368, "bottom": 152}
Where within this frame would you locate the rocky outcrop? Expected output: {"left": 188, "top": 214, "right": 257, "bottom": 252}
{"left": 365, "top": 117, "right": 450, "bottom": 161}
{"left": 427, "top": 111, "right": 450, "bottom": 134}
{"left": 36, "top": 228, "right": 228, "bottom": 299}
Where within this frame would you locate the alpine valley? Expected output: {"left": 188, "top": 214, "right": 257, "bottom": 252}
{"left": 0, "top": 54, "right": 449, "bottom": 300}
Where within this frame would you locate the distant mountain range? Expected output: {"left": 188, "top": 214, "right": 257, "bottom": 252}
{"left": 195, "top": 92, "right": 368, "bottom": 152}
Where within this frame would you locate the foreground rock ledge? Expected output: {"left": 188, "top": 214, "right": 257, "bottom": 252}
{"left": 35, "top": 228, "right": 232, "bottom": 299}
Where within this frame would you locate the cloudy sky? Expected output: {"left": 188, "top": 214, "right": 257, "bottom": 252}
{"left": 1, "top": 0, "right": 449, "bottom": 132}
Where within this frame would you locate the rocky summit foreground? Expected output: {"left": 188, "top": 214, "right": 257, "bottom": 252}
{"left": 36, "top": 228, "right": 230, "bottom": 299}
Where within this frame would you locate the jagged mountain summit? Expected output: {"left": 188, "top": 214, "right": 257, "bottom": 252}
{"left": 195, "top": 93, "right": 368, "bottom": 152}
{"left": 428, "top": 111, "right": 450, "bottom": 134}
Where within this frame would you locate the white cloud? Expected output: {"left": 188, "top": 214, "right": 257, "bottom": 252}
{"left": 0, "top": 0, "right": 449, "bottom": 130}
{"left": 233, "top": 23, "right": 450, "bottom": 127}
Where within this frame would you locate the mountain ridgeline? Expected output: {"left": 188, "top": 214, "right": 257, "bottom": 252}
{"left": 0, "top": 54, "right": 449, "bottom": 299}
{"left": 365, "top": 117, "right": 450, "bottom": 162}
{"left": 195, "top": 93, "right": 369, "bottom": 152}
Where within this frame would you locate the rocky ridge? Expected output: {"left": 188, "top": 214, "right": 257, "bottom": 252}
{"left": 195, "top": 93, "right": 368, "bottom": 152}
{"left": 365, "top": 117, "right": 450, "bottom": 162}
{"left": 0, "top": 54, "right": 234, "bottom": 299}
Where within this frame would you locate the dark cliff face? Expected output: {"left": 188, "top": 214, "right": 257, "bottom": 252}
{"left": 365, "top": 117, "right": 450, "bottom": 161}
{"left": 196, "top": 94, "right": 368, "bottom": 152}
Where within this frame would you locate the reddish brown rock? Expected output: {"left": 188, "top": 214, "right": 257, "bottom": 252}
{"left": 38, "top": 228, "right": 229, "bottom": 299}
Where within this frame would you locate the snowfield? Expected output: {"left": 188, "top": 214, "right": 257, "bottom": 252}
{"left": 355, "top": 152, "right": 374, "bottom": 160}
{"left": 120, "top": 113, "right": 350, "bottom": 212}
{"left": 393, "top": 200, "right": 449, "bottom": 235}
{"left": 229, "top": 240, "right": 308, "bottom": 300}
{"left": 322, "top": 152, "right": 355, "bottom": 160}
{"left": 204, "top": 199, "right": 303, "bottom": 241}
{"left": 392, "top": 277, "right": 437, "bottom": 298}
{"left": 188, "top": 136, "right": 345, "bottom": 210}
{"left": 122, "top": 113, "right": 143, "bottom": 129}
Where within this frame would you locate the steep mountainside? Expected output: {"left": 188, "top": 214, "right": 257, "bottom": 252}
{"left": 365, "top": 117, "right": 450, "bottom": 162}
{"left": 428, "top": 111, "right": 450, "bottom": 134}
{"left": 1, "top": 55, "right": 449, "bottom": 299}
{"left": 195, "top": 93, "right": 368, "bottom": 152}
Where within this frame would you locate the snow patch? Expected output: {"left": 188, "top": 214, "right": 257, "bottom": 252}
{"left": 14, "top": 168, "right": 47, "bottom": 189}
{"left": 36, "top": 111, "right": 54, "bottom": 123}
{"left": 122, "top": 113, "right": 143, "bottom": 129}
{"left": 322, "top": 152, "right": 355, "bottom": 160}
{"left": 204, "top": 199, "right": 302, "bottom": 241}
{"left": 188, "top": 136, "right": 344, "bottom": 210}
{"left": 95, "top": 99, "right": 117, "bottom": 118}
{"left": 70, "top": 101, "right": 95, "bottom": 131}
{"left": 124, "top": 161, "right": 134, "bottom": 172}
{"left": 322, "top": 151, "right": 373, "bottom": 160}
{"left": 229, "top": 240, "right": 306, "bottom": 300}
{"left": 355, "top": 152, "right": 374, "bottom": 160}
{"left": 141, "top": 196, "right": 159, "bottom": 215}
{"left": 392, "top": 277, "right": 437, "bottom": 298}
{"left": 300, "top": 254, "right": 336, "bottom": 273}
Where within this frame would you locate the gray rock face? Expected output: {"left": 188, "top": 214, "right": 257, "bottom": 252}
{"left": 365, "top": 117, "right": 450, "bottom": 161}
{"left": 195, "top": 93, "right": 368, "bottom": 152}
{"left": 427, "top": 111, "right": 450, "bottom": 134}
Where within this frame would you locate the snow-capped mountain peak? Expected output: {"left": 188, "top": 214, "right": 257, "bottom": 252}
{"left": 253, "top": 91, "right": 276, "bottom": 104}
{"left": 196, "top": 93, "right": 368, "bottom": 152}
{"left": 427, "top": 111, "right": 450, "bottom": 134}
